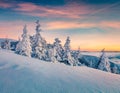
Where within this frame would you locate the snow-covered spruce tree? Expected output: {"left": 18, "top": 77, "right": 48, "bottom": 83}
{"left": 73, "top": 47, "right": 81, "bottom": 66}
{"left": 2, "top": 38, "right": 11, "bottom": 50}
{"left": 15, "top": 25, "right": 31, "bottom": 57}
{"left": 53, "top": 38, "right": 64, "bottom": 62}
{"left": 63, "top": 36, "right": 75, "bottom": 66}
{"left": 112, "top": 65, "right": 119, "bottom": 74}
{"left": 32, "top": 20, "right": 47, "bottom": 60}
{"left": 47, "top": 47, "right": 58, "bottom": 63}
{"left": 15, "top": 37, "right": 21, "bottom": 53}
{"left": 98, "top": 49, "right": 111, "bottom": 72}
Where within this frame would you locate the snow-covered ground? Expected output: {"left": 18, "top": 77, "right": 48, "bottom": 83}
{"left": 0, "top": 50, "right": 120, "bottom": 93}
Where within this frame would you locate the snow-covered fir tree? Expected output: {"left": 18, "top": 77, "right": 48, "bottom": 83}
{"left": 73, "top": 47, "right": 81, "bottom": 66}
{"left": 48, "top": 47, "right": 58, "bottom": 63}
{"left": 63, "top": 36, "right": 75, "bottom": 66}
{"left": 112, "top": 65, "right": 119, "bottom": 74}
{"left": 53, "top": 38, "right": 64, "bottom": 61}
{"left": 15, "top": 25, "right": 31, "bottom": 57}
{"left": 2, "top": 38, "right": 11, "bottom": 50}
{"left": 98, "top": 49, "right": 111, "bottom": 72}
{"left": 15, "top": 37, "right": 22, "bottom": 53}
{"left": 32, "top": 20, "right": 47, "bottom": 60}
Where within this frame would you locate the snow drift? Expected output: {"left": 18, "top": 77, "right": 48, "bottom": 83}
{"left": 0, "top": 50, "right": 120, "bottom": 93}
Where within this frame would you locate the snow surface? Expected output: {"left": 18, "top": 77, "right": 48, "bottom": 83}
{"left": 0, "top": 50, "right": 120, "bottom": 93}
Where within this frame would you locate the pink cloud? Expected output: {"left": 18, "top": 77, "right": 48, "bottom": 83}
{"left": 100, "top": 21, "right": 120, "bottom": 29}
{"left": 0, "top": 21, "right": 35, "bottom": 39}
{"left": 0, "top": 2, "right": 12, "bottom": 8}
{"left": 14, "top": 3, "right": 39, "bottom": 12}
{"left": 14, "top": 3, "right": 92, "bottom": 18}
{"left": 0, "top": 2, "right": 119, "bottom": 20}
{"left": 13, "top": 2, "right": 119, "bottom": 19}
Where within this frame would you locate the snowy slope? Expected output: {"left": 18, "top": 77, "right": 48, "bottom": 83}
{"left": 0, "top": 50, "right": 120, "bottom": 93}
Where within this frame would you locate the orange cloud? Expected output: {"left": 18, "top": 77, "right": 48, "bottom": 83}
{"left": 45, "top": 21, "right": 96, "bottom": 30}
{"left": 44, "top": 20, "right": 120, "bottom": 31}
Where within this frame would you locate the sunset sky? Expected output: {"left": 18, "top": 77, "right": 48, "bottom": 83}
{"left": 0, "top": 0, "right": 120, "bottom": 51}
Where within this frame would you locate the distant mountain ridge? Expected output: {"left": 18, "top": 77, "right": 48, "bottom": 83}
{"left": 0, "top": 38, "right": 17, "bottom": 43}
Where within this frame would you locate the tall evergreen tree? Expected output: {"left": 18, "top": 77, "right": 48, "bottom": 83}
{"left": 98, "top": 49, "right": 111, "bottom": 72}
{"left": 16, "top": 25, "right": 31, "bottom": 57}
{"left": 16, "top": 37, "right": 22, "bottom": 53}
{"left": 73, "top": 47, "right": 81, "bottom": 66}
{"left": 63, "top": 36, "right": 75, "bottom": 66}
{"left": 48, "top": 47, "right": 58, "bottom": 63}
{"left": 32, "top": 20, "right": 47, "bottom": 60}
{"left": 53, "top": 38, "right": 63, "bottom": 61}
{"left": 112, "top": 65, "right": 119, "bottom": 74}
